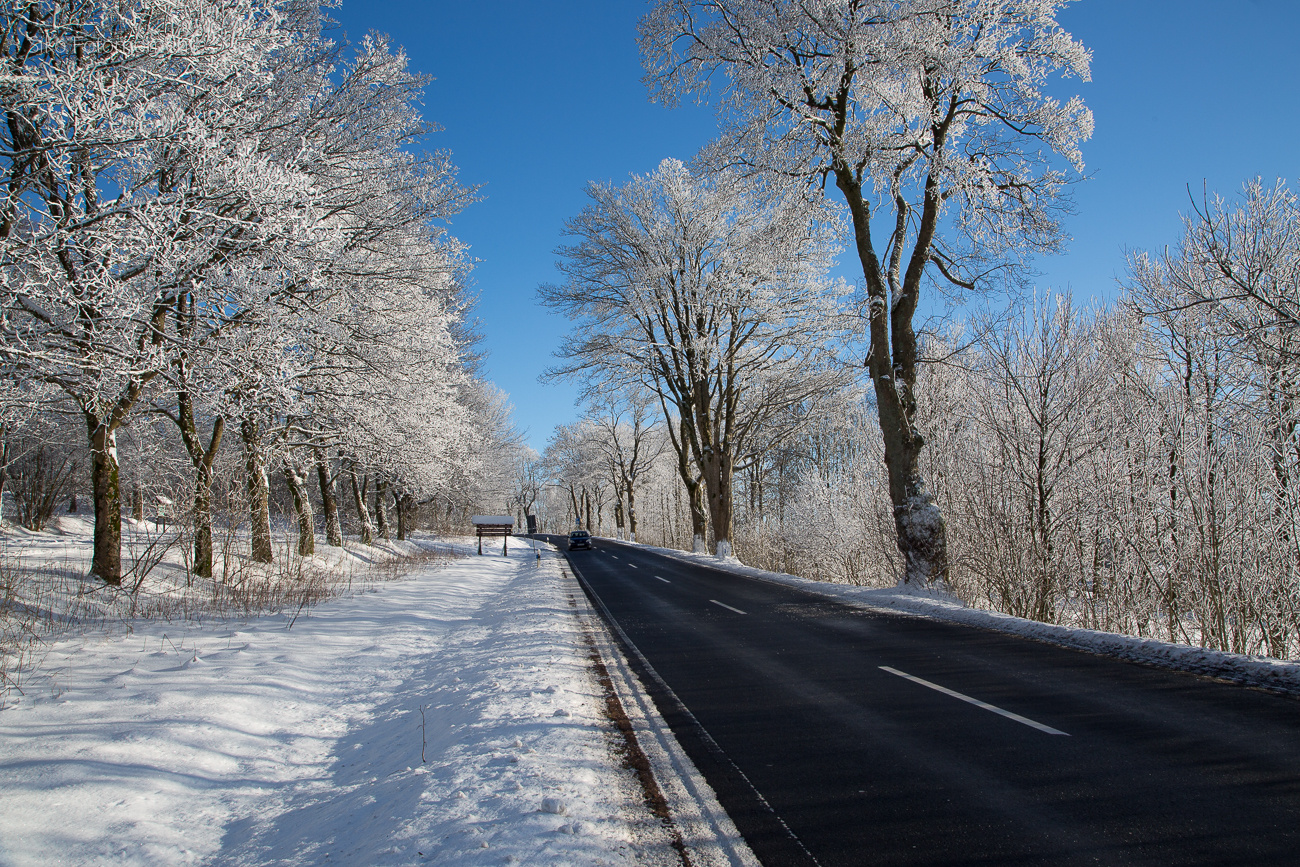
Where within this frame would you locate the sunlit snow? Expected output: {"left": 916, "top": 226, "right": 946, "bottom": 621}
{"left": 0, "top": 535, "right": 691, "bottom": 865}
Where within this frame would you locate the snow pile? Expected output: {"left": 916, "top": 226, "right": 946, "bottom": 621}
{"left": 622, "top": 540, "right": 1300, "bottom": 695}
{"left": 0, "top": 537, "right": 682, "bottom": 865}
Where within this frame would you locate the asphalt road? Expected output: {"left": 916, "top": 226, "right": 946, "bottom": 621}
{"left": 542, "top": 535, "right": 1300, "bottom": 867}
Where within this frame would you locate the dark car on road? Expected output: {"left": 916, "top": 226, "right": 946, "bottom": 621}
{"left": 568, "top": 530, "right": 593, "bottom": 550}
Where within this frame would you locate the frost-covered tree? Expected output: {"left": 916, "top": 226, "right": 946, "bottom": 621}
{"left": 1124, "top": 180, "right": 1300, "bottom": 655}
{"left": 438, "top": 381, "right": 525, "bottom": 528}
{"left": 504, "top": 446, "right": 542, "bottom": 530}
{"left": 282, "top": 263, "right": 471, "bottom": 547}
{"left": 0, "top": 3, "right": 480, "bottom": 581}
{"left": 542, "top": 158, "right": 848, "bottom": 556}
{"left": 223, "top": 31, "right": 476, "bottom": 559}
{"left": 966, "top": 293, "right": 1109, "bottom": 621}
{"left": 141, "top": 27, "right": 461, "bottom": 572}
{"left": 0, "top": 0, "right": 317, "bottom": 582}
{"left": 544, "top": 422, "right": 609, "bottom": 532}
{"left": 641, "top": 0, "right": 1093, "bottom": 583}
{"left": 582, "top": 388, "right": 664, "bottom": 542}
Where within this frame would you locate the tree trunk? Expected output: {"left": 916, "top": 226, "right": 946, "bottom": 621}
{"left": 835, "top": 166, "right": 950, "bottom": 586}
{"left": 702, "top": 448, "right": 735, "bottom": 558}
{"left": 374, "top": 476, "right": 391, "bottom": 540}
{"left": 241, "top": 416, "right": 273, "bottom": 563}
{"left": 395, "top": 491, "right": 410, "bottom": 541}
{"left": 86, "top": 416, "right": 122, "bottom": 585}
{"left": 171, "top": 294, "right": 224, "bottom": 577}
{"left": 176, "top": 392, "right": 224, "bottom": 578}
{"left": 567, "top": 484, "right": 581, "bottom": 529}
{"left": 314, "top": 447, "right": 343, "bottom": 547}
{"left": 192, "top": 466, "right": 215, "bottom": 575}
{"left": 131, "top": 483, "right": 144, "bottom": 522}
{"left": 878, "top": 404, "right": 949, "bottom": 586}
{"left": 348, "top": 461, "right": 375, "bottom": 545}
{"left": 687, "top": 480, "right": 708, "bottom": 553}
{"left": 679, "top": 460, "right": 709, "bottom": 552}
{"left": 626, "top": 482, "right": 638, "bottom": 543}
{"left": 284, "top": 455, "right": 315, "bottom": 557}
{"left": 0, "top": 431, "right": 8, "bottom": 526}
{"left": 663, "top": 414, "right": 710, "bottom": 552}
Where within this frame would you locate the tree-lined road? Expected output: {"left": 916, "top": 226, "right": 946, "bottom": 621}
{"left": 549, "top": 537, "right": 1300, "bottom": 866}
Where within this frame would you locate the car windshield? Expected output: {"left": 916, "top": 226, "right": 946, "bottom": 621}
{"left": 570, "top": 531, "right": 588, "bottom": 537}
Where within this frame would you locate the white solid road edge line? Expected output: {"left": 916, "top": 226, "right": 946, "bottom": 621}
{"left": 710, "top": 599, "right": 748, "bottom": 615}
{"left": 879, "top": 666, "right": 1069, "bottom": 736}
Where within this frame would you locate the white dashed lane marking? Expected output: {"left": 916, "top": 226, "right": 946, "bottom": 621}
{"left": 879, "top": 666, "right": 1069, "bottom": 736}
{"left": 709, "top": 599, "right": 747, "bottom": 615}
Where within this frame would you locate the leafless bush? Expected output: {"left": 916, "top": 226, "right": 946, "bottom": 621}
{"left": 8, "top": 445, "right": 80, "bottom": 531}
{"left": 124, "top": 526, "right": 183, "bottom": 604}
{"left": 368, "top": 544, "right": 456, "bottom": 583}
{"left": 0, "top": 551, "right": 115, "bottom": 709}
{"left": 0, "top": 555, "right": 41, "bottom": 708}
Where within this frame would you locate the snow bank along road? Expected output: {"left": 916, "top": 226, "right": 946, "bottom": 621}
{"left": 0, "top": 539, "right": 729, "bottom": 866}
{"left": 550, "top": 536, "right": 1300, "bottom": 866}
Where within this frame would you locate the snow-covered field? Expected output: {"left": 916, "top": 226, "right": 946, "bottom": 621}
{"left": 623, "top": 540, "right": 1300, "bottom": 695}
{"left": 0, "top": 530, "right": 750, "bottom": 866}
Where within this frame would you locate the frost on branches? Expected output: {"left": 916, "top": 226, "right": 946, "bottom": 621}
{"left": 0, "top": 0, "right": 307, "bottom": 582}
{"left": 0, "top": 2, "right": 481, "bottom": 584}
{"left": 541, "top": 159, "right": 851, "bottom": 557}
{"left": 641, "top": 0, "right": 1093, "bottom": 585}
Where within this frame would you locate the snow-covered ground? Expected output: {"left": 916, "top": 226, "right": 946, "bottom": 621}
{"left": 622, "top": 540, "right": 1300, "bottom": 695}
{"left": 0, "top": 531, "right": 751, "bottom": 866}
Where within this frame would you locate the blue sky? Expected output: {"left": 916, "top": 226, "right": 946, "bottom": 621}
{"left": 330, "top": 0, "right": 1300, "bottom": 452}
